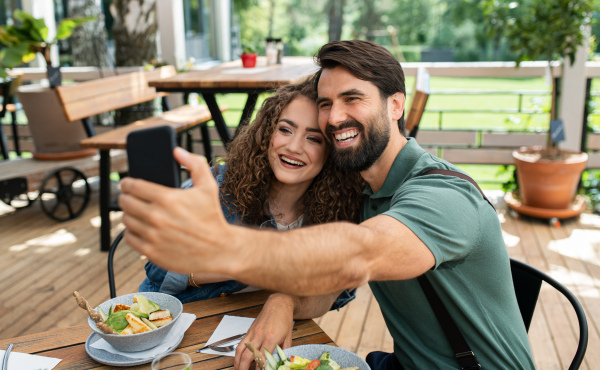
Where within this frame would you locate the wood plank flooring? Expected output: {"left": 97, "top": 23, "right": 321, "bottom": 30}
{"left": 1, "top": 186, "right": 598, "bottom": 369}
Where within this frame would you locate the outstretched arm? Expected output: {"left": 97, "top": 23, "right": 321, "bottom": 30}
{"left": 234, "top": 292, "right": 340, "bottom": 370}
{"left": 119, "top": 148, "right": 435, "bottom": 296}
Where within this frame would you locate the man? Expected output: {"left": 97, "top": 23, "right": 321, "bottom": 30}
{"left": 119, "top": 40, "right": 534, "bottom": 369}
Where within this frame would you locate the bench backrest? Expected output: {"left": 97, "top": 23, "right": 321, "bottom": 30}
{"left": 55, "top": 65, "right": 177, "bottom": 122}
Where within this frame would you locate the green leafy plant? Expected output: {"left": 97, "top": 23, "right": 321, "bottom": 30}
{"left": 241, "top": 45, "right": 257, "bottom": 55}
{"left": 0, "top": 9, "right": 95, "bottom": 78}
{"left": 483, "top": 0, "right": 596, "bottom": 152}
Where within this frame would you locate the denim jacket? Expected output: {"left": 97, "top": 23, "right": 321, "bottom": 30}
{"left": 139, "top": 164, "right": 356, "bottom": 309}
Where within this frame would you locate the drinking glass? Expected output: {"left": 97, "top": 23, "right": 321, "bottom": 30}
{"left": 151, "top": 352, "right": 192, "bottom": 370}
{"left": 260, "top": 218, "right": 289, "bottom": 230}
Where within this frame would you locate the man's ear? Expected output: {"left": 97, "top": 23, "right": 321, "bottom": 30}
{"left": 389, "top": 92, "right": 405, "bottom": 121}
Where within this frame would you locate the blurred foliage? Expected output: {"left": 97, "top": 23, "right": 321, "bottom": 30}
{"left": 232, "top": 0, "right": 600, "bottom": 61}
{"left": 582, "top": 170, "right": 600, "bottom": 214}
{"left": 482, "top": 0, "right": 597, "bottom": 66}
{"left": 0, "top": 9, "right": 95, "bottom": 77}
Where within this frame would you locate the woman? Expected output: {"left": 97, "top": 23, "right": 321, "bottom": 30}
{"left": 139, "top": 76, "right": 364, "bottom": 304}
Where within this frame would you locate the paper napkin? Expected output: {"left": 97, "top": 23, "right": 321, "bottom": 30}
{"left": 91, "top": 312, "right": 196, "bottom": 359}
{"left": 199, "top": 315, "right": 256, "bottom": 357}
{"left": 0, "top": 350, "right": 61, "bottom": 370}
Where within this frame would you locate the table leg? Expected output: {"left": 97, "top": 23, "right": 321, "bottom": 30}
{"left": 202, "top": 93, "right": 232, "bottom": 144}
{"left": 200, "top": 124, "right": 213, "bottom": 164}
{"left": 235, "top": 92, "right": 260, "bottom": 137}
{"left": 99, "top": 149, "right": 111, "bottom": 252}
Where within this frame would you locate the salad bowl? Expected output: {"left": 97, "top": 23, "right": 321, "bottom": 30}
{"left": 88, "top": 292, "right": 183, "bottom": 352}
{"left": 276, "top": 344, "right": 370, "bottom": 370}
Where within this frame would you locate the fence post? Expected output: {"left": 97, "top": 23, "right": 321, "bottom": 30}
{"left": 559, "top": 26, "right": 590, "bottom": 152}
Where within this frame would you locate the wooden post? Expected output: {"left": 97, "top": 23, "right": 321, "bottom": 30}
{"left": 559, "top": 26, "right": 590, "bottom": 153}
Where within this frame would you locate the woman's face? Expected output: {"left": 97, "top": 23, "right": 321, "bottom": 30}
{"left": 268, "top": 95, "right": 327, "bottom": 189}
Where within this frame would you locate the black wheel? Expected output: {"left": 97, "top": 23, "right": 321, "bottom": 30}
{"left": 39, "top": 167, "right": 90, "bottom": 222}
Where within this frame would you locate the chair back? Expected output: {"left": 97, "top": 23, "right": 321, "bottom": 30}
{"left": 510, "top": 258, "right": 588, "bottom": 369}
{"left": 55, "top": 65, "right": 176, "bottom": 122}
{"left": 405, "top": 67, "right": 430, "bottom": 138}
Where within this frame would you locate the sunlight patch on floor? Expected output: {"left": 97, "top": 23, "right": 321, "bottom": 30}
{"left": 89, "top": 211, "right": 123, "bottom": 228}
{"left": 502, "top": 230, "right": 520, "bottom": 248}
{"left": 547, "top": 263, "right": 600, "bottom": 298}
{"left": 579, "top": 213, "right": 600, "bottom": 228}
{"left": 0, "top": 201, "right": 16, "bottom": 216}
{"left": 548, "top": 229, "right": 600, "bottom": 264}
{"left": 74, "top": 248, "right": 91, "bottom": 257}
{"left": 9, "top": 229, "right": 77, "bottom": 253}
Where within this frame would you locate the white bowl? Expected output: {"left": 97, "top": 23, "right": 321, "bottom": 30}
{"left": 275, "top": 344, "right": 370, "bottom": 370}
{"left": 88, "top": 292, "right": 183, "bottom": 352}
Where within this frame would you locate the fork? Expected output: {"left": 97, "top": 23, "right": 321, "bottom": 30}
{"left": 208, "top": 343, "right": 237, "bottom": 352}
{"left": 207, "top": 328, "right": 298, "bottom": 353}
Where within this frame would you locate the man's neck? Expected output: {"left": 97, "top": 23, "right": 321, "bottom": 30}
{"left": 361, "top": 134, "right": 407, "bottom": 193}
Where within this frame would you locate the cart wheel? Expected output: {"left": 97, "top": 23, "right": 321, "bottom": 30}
{"left": 39, "top": 167, "right": 90, "bottom": 222}
{"left": 549, "top": 217, "right": 561, "bottom": 228}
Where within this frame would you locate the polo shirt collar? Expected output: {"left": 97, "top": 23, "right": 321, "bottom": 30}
{"left": 363, "top": 138, "right": 424, "bottom": 198}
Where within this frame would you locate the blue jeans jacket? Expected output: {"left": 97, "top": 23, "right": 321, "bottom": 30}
{"left": 139, "top": 165, "right": 356, "bottom": 309}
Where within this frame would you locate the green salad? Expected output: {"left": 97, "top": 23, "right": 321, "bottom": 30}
{"left": 264, "top": 345, "right": 359, "bottom": 370}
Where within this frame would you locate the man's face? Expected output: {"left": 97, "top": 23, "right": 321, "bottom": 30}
{"left": 316, "top": 66, "right": 391, "bottom": 172}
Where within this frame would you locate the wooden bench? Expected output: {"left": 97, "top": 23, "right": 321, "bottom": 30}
{"left": 53, "top": 65, "right": 225, "bottom": 251}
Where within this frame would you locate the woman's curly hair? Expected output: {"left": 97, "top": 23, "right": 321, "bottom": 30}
{"left": 217, "top": 76, "right": 364, "bottom": 226}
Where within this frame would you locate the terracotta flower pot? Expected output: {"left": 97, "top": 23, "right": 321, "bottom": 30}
{"left": 241, "top": 53, "right": 257, "bottom": 68}
{"left": 513, "top": 146, "right": 588, "bottom": 210}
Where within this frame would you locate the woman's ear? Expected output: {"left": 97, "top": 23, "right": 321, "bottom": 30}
{"left": 389, "top": 92, "right": 405, "bottom": 121}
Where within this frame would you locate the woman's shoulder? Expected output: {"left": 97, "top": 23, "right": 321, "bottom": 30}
{"left": 213, "top": 164, "right": 229, "bottom": 185}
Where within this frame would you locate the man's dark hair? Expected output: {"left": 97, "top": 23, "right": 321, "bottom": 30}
{"left": 314, "top": 40, "right": 406, "bottom": 132}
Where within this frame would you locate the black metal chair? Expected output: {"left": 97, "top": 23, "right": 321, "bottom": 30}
{"left": 108, "top": 229, "right": 126, "bottom": 298}
{"left": 108, "top": 179, "right": 192, "bottom": 298}
{"left": 510, "top": 258, "right": 588, "bottom": 369}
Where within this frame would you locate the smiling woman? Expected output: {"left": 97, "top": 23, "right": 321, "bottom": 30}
{"left": 138, "top": 76, "right": 365, "bottom": 305}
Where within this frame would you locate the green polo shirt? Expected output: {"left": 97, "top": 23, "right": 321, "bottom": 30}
{"left": 364, "top": 138, "right": 534, "bottom": 369}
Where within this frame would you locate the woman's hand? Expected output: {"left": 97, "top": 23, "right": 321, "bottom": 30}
{"left": 235, "top": 294, "right": 295, "bottom": 370}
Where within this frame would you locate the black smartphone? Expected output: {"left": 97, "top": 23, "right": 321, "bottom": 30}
{"left": 126, "top": 126, "right": 181, "bottom": 188}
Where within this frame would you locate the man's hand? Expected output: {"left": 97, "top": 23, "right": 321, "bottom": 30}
{"left": 235, "top": 295, "right": 295, "bottom": 370}
{"left": 119, "top": 148, "right": 232, "bottom": 274}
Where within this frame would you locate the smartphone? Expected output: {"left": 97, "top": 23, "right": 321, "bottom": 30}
{"left": 126, "top": 125, "right": 181, "bottom": 188}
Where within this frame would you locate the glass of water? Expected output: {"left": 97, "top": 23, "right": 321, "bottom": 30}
{"left": 151, "top": 352, "right": 192, "bottom": 370}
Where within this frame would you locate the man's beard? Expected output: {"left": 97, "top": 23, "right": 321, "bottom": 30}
{"left": 326, "top": 110, "right": 390, "bottom": 172}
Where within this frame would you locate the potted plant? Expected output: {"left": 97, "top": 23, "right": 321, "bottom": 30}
{"left": 240, "top": 45, "right": 258, "bottom": 68}
{"left": 0, "top": 9, "right": 95, "bottom": 86}
{"left": 484, "top": 0, "right": 594, "bottom": 215}
{"left": 0, "top": 9, "right": 96, "bottom": 160}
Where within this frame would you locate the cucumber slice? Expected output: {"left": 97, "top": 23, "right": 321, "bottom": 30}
{"left": 142, "top": 317, "right": 158, "bottom": 330}
{"left": 96, "top": 306, "right": 108, "bottom": 321}
{"left": 265, "top": 348, "right": 278, "bottom": 370}
{"left": 108, "top": 304, "right": 114, "bottom": 315}
{"left": 276, "top": 344, "right": 287, "bottom": 362}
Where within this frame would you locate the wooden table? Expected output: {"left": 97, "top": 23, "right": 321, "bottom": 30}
{"left": 149, "top": 57, "right": 319, "bottom": 156}
{"left": 0, "top": 291, "right": 334, "bottom": 369}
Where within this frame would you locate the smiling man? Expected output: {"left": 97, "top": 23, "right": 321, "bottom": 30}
{"left": 119, "top": 40, "right": 534, "bottom": 369}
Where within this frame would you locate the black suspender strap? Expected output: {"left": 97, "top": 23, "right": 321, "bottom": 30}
{"left": 416, "top": 169, "right": 492, "bottom": 370}
{"left": 417, "top": 275, "right": 481, "bottom": 369}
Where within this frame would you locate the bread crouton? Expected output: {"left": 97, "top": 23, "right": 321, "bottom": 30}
{"left": 113, "top": 304, "right": 130, "bottom": 313}
{"left": 150, "top": 316, "right": 173, "bottom": 328}
{"left": 125, "top": 313, "right": 151, "bottom": 334}
{"left": 120, "top": 325, "right": 134, "bottom": 335}
{"left": 149, "top": 310, "right": 171, "bottom": 320}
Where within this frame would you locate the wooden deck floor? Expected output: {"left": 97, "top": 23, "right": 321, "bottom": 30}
{"left": 1, "top": 186, "right": 598, "bottom": 369}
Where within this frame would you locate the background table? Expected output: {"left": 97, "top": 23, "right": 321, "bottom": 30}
{"left": 0, "top": 291, "right": 334, "bottom": 369}
{"left": 149, "top": 57, "right": 319, "bottom": 159}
